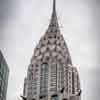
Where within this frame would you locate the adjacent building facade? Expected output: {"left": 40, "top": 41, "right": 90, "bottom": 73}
{"left": 23, "top": 0, "right": 81, "bottom": 100}
{"left": 0, "top": 50, "right": 9, "bottom": 100}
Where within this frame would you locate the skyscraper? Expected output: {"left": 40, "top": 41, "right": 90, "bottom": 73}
{"left": 23, "top": 0, "right": 81, "bottom": 100}
{"left": 0, "top": 50, "right": 9, "bottom": 100}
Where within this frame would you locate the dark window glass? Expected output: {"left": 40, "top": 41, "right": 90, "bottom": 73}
{"left": 40, "top": 63, "right": 48, "bottom": 96}
{"left": 51, "top": 95, "right": 59, "bottom": 100}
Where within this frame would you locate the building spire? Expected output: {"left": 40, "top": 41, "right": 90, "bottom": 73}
{"left": 46, "top": 0, "right": 60, "bottom": 34}
{"left": 53, "top": 0, "right": 56, "bottom": 13}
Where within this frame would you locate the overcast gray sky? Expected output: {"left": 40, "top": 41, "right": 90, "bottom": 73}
{"left": 0, "top": 0, "right": 100, "bottom": 100}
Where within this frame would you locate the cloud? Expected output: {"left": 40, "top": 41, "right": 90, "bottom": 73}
{"left": 0, "top": 0, "right": 100, "bottom": 100}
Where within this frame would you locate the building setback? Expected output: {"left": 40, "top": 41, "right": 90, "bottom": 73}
{"left": 23, "top": 0, "right": 81, "bottom": 100}
{"left": 0, "top": 50, "right": 9, "bottom": 100}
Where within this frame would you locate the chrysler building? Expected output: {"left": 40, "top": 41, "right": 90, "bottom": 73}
{"left": 23, "top": 0, "right": 81, "bottom": 100}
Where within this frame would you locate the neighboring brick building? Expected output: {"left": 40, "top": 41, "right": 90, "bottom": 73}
{"left": 0, "top": 50, "right": 9, "bottom": 100}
